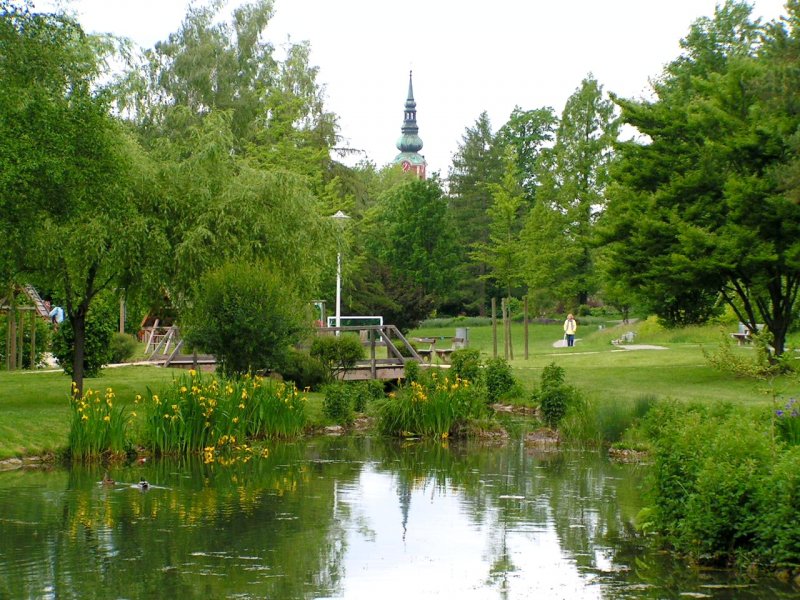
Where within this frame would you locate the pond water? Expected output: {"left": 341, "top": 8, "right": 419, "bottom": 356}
{"left": 0, "top": 437, "right": 796, "bottom": 599}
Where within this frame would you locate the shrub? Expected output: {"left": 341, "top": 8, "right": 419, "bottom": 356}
{"left": 354, "top": 380, "right": 385, "bottom": 412}
{"left": 404, "top": 359, "right": 421, "bottom": 384}
{"left": 310, "top": 335, "right": 364, "bottom": 381}
{"left": 449, "top": 348, "right": 481, "bottom": 384}
{"left": 754, "top": 446, "right": 800, "bottom": 566}
{"left": 533, "top": 362, "right": 578, "bottom": 429}
{"left": 639, "top": 401, "right": 800, "bottom": 566}
{"left": 52, "top": 305, "right": 115, "bottom": 378}
{"left": 280, "top": 348, "right": 327, "bottom": 391}
{"left": 322, "top": 381, "right": 356, "bottom": 426}
{"left": 182, "top": 261, "right": 309, "bottom": 377}
{"left": 109, "top": 332, "right": 138, "bottom": 364}
{"left": 484, "top": 357, "right": 516, "bottom": 403}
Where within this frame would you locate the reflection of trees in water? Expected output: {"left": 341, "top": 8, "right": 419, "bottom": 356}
{"left": 0, "top": 441, "right": 367, "bottom": 599}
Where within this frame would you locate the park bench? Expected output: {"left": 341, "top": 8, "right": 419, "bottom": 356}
{"left": 412, "top": 337, "right": 437, "bottom": 364}
{"left": 434, "top": 337, "right": 465, "bottom": 363}
{"left": 730, "top": 323, "right": 764, "bottom": 346}
{"left": 612, "top": 331, "right": 636, "bottom": 345}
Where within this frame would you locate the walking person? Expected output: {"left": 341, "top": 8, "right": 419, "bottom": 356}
{"left": 563, "top": 313, "right": 577, "bottom": 347}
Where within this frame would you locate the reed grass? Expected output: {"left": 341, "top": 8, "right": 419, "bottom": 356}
{"left": 67, "top": 384, "right": 130, "bottom": 460}
{"left": 139, "top": 370, "right": 306, "bottom": 456}
{"left": 378, "top": 370, "right": 485, "bottom": 438}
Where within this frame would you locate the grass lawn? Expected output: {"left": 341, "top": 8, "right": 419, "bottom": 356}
{"left": 1, "top": 318, "right": 795, "bottom": 459}
{"left": 0, "top": 366, "right": 182, "bottom": 460}
{"left": 412, "top": 319, "right": 794, "bottom": 407}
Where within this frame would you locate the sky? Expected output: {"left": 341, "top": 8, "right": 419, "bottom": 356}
{"left": 40, "top": 0, "right": 790, "bottom": 177}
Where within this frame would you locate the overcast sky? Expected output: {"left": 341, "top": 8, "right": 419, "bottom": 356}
{"left": 41, "top": 0, "right": 790, "bottom": 176}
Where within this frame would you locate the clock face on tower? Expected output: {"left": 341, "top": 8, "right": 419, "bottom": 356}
{"left": 401, "top": 160, "right": 411, "bottom": 172}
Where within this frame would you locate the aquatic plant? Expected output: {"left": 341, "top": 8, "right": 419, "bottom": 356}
{"left": 67, "top": 383, "right": 129, "bottom": 460}
{"left": 140, "top": 370, "right": 306, "bottom": 455}
{"left": 378, "top": 369, "right": 486, "bottom": 437}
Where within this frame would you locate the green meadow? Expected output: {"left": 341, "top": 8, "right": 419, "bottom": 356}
{"left": 0, "top": 319, "right": 795, "bottom": 460}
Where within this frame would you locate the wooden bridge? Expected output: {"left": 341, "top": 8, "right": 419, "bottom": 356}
{"left": 147, "top": 324, "right": 433, "bottom": 381}
{"left": 315, "top": 324, "right": 427, "bottom": 381}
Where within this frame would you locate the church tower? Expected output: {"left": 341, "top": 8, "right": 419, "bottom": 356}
{"left": 393, "top": 71, "right": 427, "bottom": 179}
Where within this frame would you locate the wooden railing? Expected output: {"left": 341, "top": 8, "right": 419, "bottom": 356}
{"left": 315, "top": 324, "right": 424, "bottom": 380}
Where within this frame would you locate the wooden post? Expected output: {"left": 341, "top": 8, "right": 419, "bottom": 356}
{"left": 491, "top": 298, "right": 497, "bottom": 358}
{"left": 8, "top": 308, "right": 16, "bottom": 371}
{"left": 523, "top": 296, "right": 529, "bottom": 360}
{"left": 30, "top": 310, "right": 36, "bottom": 369}
{"left": 119, "top": 293, "right": 125, "bottom": 334}
{"left": 370, "top": 336, "right": 376, "bottom": 379}
{"left": 501, "top": 298, "right": 508, "bottom": 360}
{"left": 5, "top": 310, "right": 12, "bottom": 370}
{"left": 18, "top": 309, "right": 24, "bottom": 368}
{"left": 507, "top": 297, "right": 514, "bottom": 361}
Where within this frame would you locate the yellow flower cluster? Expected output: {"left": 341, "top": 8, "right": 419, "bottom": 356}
{"left": 410, "top": 381, "right": 429, "bottom": 403}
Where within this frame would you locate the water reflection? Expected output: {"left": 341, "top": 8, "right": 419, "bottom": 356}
{"left": 0, "top": 438, "right": 795, "bottom": 599}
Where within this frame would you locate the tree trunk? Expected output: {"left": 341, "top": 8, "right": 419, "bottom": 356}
{"left": 71, "top": 311, "right": 87, "bottom": 397}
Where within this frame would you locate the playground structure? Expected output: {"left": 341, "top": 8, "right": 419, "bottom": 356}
{"left": 1, "top": 284, "right": 51, "bottom": 370}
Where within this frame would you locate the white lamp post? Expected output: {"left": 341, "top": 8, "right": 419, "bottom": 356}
{"left": 331, "top": 210, "right": 350, "bottom": 333}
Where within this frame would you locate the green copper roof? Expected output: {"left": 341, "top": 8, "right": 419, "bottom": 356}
{"left": 396, "top": 70, "right": 423, "bottom": 153}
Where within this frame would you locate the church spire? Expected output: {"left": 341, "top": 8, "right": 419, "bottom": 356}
{"left": 394, "top": 71, "right": 427, "bottom": 178}
{"left": 398, "top": 71, "right": 422, "bottom": 152}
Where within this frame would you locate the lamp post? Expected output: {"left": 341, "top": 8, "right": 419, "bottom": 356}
{"left": 331, "top": 210, "right": 350, "bottom": 333}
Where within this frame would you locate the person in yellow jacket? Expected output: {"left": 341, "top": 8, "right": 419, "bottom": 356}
{"left": 563, "top": 313, "right": 577, "bottom": 347}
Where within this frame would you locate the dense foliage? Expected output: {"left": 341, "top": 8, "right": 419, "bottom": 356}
{"left": 533, "top": 362, "right": 579, "bottom": 428}
{"left": 642, "top": 400, "right": 800, "bottom": 568}
{"left": 377, "top": 369, "right": 486, "bottom": 438}
{"left": 601, "top": 2, "right": 800, "bottom": 351}
{"left": 182, "top": 261, "right": 308, "bottom": 377}
{"left": 52, "top": 304, "right": 115, "bottom": 378}
{"left": 309, "top": 335, "right": 364, "bottom": 382}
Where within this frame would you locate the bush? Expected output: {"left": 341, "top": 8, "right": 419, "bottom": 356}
{"left": 310, "top": 335, "right": 364, "bottom": 381}
{"left": 449, "top": 348, "right": 481, "bottom": 384}
{"left": 533, "top": 362, "right": 579, "bottom": 429}
{"left": 109, "top": 332, "right": 138, "bottom": 364}
{"left": 354, "top": 380, "right": 385, "bottom": 412}
{"left": 404, "top": 359, "right": 421, "bottom": 384}
{"left": 639, "top": 401, "right": 800, "bottom": 567}
{"left": 52, "top": 305, "right": 115, "bottom": 378}
{"left": 182, "top": 261, "right": 308, "bottom": 377}
{"left": 754, "top": 446, "right": 800, "bottom": 566}
{"left": 322, "top": 382, "right": 356, "bottom": 426}
{"left": 484, "top": 357, "right": 516, "bottom": 403}
{"left": 280, "top": 348, "right": 327, "bottom": 391}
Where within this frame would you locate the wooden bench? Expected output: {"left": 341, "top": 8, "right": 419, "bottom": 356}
{"left": 730, "top": 323, "right": 764, "bottom": 346}
{"left": 434, "top": 337, "right": 465, "bottom": 363}
{"left": 730, "top": 332, "right": 751, "bottom": 346}
{"left": 412, "top": 337, "right": 437, "bottom": 364}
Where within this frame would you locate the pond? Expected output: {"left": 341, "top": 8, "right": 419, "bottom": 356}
{"left": 0, "top": 437, "right": 796, "bottom": 599}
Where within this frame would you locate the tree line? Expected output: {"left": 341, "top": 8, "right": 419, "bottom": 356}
{"left": 2, "top": 0, "right": 800, "bottom": 392}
